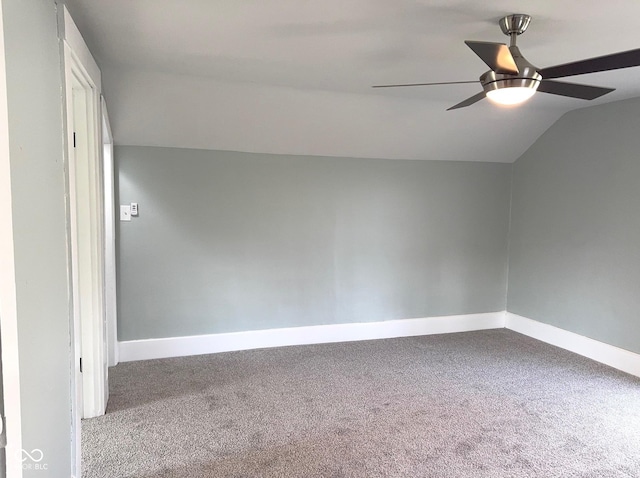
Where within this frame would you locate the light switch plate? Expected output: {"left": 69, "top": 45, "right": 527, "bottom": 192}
{"left": 120, "top": 205, "right": 131, "bottom": 221}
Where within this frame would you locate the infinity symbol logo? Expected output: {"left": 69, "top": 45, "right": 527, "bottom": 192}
{"left": 20, "top": 449, "right": 44, "bottom": 462}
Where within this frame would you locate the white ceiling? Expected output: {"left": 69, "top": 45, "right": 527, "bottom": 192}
{"left": 66, "top": 0, "right": 640, "bottom": 162}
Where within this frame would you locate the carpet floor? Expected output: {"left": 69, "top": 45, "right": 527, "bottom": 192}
{"left": 82, "top": 329, "right": 640, "bottom": 477}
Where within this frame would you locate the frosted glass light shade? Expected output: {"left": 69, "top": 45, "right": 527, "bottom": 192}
{"left": 486, "top": 86, "right": 537, "bottom": 106}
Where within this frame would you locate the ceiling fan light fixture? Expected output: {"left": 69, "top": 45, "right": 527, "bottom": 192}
{"left": 486, "top": 85, "right": 537, "bottom": 105}
{"left": 480, "top": 69, "right": 542, "bottom": 106}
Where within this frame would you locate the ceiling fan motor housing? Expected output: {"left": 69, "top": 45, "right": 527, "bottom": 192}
{"left": 480, "top": 45, "right": 541, "bottom": 96}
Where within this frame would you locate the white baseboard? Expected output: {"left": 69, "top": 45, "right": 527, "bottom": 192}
{"left": 505, "top": 312, "right": 640, "bottom": 378}
{"left": 118, "top": 311, "right": 640, "bottom": 379}
{"left": 118, "top": 312, "right": 506, "bottom": 362}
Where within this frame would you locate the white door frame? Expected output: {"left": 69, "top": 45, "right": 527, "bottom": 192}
{"left": 62, "top": 6, "right": 107, "bottom": 476}
{"left": 102, "top": 98, "right": 119, "bottom": 368}
{"left": 67, "top": 53, "right": 107, "bottom": 418}
{"left": 0, "top": 1, "right": 24, "bottom": 476}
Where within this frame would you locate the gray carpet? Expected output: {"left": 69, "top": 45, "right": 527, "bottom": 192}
{"left": 82, "top": 329, "right": 640, "bottom": 477}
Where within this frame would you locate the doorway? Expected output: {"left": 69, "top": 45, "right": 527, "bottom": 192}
{"left": 62, "top": 6, "right": 109, "bottom": 476}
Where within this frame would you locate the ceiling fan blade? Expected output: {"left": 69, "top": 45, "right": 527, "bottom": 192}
{"left": 537, "top": 79, "right": 614, "bottom": 100}
{"left": 464, "top": 41, "right": 519, "bottom": 74}
{"left": 447, "top": 91, "right": 486, "bottom": 111}
{"left": 372, "top": 80, "right": 477, "bottom": 88}
{"left": 539, "top": 48, "right": 640, "bottom": 79}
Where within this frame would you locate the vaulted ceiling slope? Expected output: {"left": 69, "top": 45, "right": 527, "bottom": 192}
{"left": 66, "top": 0, "right": 640, "bottom": 163}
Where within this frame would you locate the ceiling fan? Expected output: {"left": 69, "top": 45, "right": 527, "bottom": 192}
{"left": 373, "top": 14, "right": 640, "bottom": 110}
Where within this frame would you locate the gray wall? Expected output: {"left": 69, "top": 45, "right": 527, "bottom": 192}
{"left": 3, "top": 0, "right": 72, "bottom": 476}
{"left": 507, "top": 98, "right": 640, "bottom": 354}
{"left": 116, "top": 146, "right": 512, "bottom": 341}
